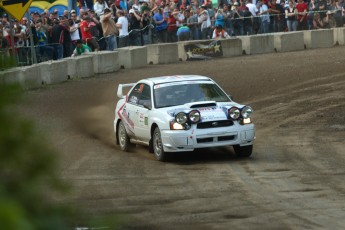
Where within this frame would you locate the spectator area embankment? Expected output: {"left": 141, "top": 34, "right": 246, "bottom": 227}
{"left": 1, "top": 27, "right": 344, "bottom": 90}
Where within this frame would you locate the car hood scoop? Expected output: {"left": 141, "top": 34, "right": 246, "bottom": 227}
{"left": 186, "top": 101, "right": 217, "bottom": 108}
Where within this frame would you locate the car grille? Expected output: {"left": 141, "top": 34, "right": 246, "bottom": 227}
{"left": 197, "top": 135, "right": 235, "bottom": 143}
{"left": 197, "top": 120, "right": 233, "bottom": 129}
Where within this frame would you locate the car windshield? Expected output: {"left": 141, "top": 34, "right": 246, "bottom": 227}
{"left": 154, "top": 82, "right": 230, "bottom": 108}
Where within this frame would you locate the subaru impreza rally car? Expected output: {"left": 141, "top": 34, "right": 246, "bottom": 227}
{"left": 114, "top": 75, "right": 255, "bottom": 161}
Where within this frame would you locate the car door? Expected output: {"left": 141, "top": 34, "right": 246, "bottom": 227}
{"left": 126, "top": 83, "right": 152, "bottom": 142}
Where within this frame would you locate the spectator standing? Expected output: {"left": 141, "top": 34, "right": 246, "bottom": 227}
{"left": 308, "top": 0, "right": 319, "bottom": 30}
{"left": 318, "top": 0, "right": 327, "bottom": 19}
{"left": 153, "top": 7, "right": 168, "bottom": 43}
{"left": 243, "top": 7, "right": 253, "bottom": 35}
{"left": 128, "top": 8, "right": 142, "bottom": 46}
{"left": 0, "top": 29, "right": 9, "bottom": 49}
{"left": 36, "top": 19, "right": 54, "bottom": 61}
{"left": 214, "top": 7, "right": 226, "bottom": 29}
{"left": 101, "top": 8, "right": 118, "bottom": 50}
{"left": 69, "top": 12, "right": 81, "bottom": 49}
{"left": 116, "top": 10, "right": 129, "bottom": 47}
{"left": 232, "top": 2, "right": 244, "bottom": 36}
{"left": 246, "top": 0, "right": 259, "bottom": 34}
{"left": 285, "top": 0, "right": 298, "bottom": 32}
{"left": 269, "top": 0, "right": 284, "bottom": 32}
{"left": 167, "top": 9, "right": 178, "bottom": 42}
{"left": 94, "top": 0, "right": 109, "bottom": 17}
{"left": 257, "top": 0, "right": 270, "bottom": 34}
{"left": 80, "top": 15, "right": 100, "bottom": 51}
{"left": 140, "top": 6, "right": 152, "bottom": 45}
{"left": 50, "top": 19, "right": 63, "bottom": 59}
{"left": 198, "top": 5, "right": 211, "bottom": 39}
{"left": 296, "top": 0, "right": 308, "bottom": 31}
{"left": 223, "top": 4, "right": 234, "bottom": 37}
{"left": 187, "top": 9, "right": 200, "bottom": 40}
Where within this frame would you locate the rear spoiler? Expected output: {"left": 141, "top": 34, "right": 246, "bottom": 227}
{"left": 117, "top": 83, "right": 135, "bottom": 99}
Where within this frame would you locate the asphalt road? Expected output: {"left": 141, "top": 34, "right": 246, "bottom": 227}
{"left": 20, "top": 46, "right": 345, "bottom": 229}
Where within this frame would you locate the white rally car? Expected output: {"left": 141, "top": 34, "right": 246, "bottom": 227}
{"left": 114, "top": 75, "right": 255, "bottom": 161}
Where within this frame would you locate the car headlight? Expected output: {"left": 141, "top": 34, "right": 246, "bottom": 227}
{"left": 170, "top": 121, "right": 185, "bottom": 130}
{"left": 228, "top": 107, "right": 240, "bottom": 120}
{"left": 175, "top": 112, "right": 187, "bottom": 124}
{"left": 241, "top": 106, "right": 253, "bottom": 119}
{"left": 189, "top": 110, "right": 200, "bottom": 123}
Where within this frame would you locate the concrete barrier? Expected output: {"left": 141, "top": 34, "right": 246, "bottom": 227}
{"left": 118, "top": 46, "right": 147, "bottom": 69}
{"left": 147, "top": 43, "right": 179, "bottom": 64}
{"left": 67, "top": 55, "right": 94, "bottom": 79}
{"left": 220, "top": 38, "right": 243, "bottom": 57}
{"left": 0, "top": 65, "right": 42, "bottom": 89}
{"left": 240, "top": 34, "right": 275, "bottom": 55}
{"left": 0, "top": 68, "right": 22, "bottom": 85}
{"left": 89, "top": 51, "right": 120, "bottom": 74}
{"left": 274, "top": 31, "right": 305, "bottom": 52}
{"left": 304, "top": 29, "right": 334, "bottom": 49}
{"left": 39, "top": 60, "right": 68, "bottom": 85}
{"left": 333, "top": 27, "right": 345, "bottom": 46}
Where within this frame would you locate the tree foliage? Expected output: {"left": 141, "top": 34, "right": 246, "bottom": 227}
{"left": 0, "top": 84, "right": 77, "bottom": 230}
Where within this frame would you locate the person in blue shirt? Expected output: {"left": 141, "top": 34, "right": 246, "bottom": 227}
{"left": 153, "top": 7, "right": 168, "bottom": 43}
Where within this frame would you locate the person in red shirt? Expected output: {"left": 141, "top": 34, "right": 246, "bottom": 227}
{"left": 79, "top": 15, "right": 99, "bottom": 51}
{"left": 296, "top": 0, "right": 308, "bottom": 31}
{"left": 167, "top": 9, "right": 178, "bottom": 43}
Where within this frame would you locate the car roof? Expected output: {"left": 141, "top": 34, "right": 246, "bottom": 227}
{"left": 144, "top": 75, "right": 212, "bottom": 85}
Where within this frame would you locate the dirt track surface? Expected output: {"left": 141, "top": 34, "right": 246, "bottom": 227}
{"left": 21, "top": 47, "right": 345, "bottom": 229}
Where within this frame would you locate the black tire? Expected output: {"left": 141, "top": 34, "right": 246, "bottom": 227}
{"left": 233, "top": 145, "right": 253, "bottom": 158}
{"left": 153, "top": 127, "right": 168, "bottom": 161}
{"left": 118, "top": 121, "right": 130, "bottom": 151}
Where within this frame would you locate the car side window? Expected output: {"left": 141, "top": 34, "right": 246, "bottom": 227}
{"left": 128, "top": 83, "right": 152, "bottom": 108}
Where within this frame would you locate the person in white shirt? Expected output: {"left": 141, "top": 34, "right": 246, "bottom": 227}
{"left": 198, "top": 5, "right": 211, "bottom": 39}
{"left": 94, "top": 0, "right": 109, "bottom": 17}
{"left": 116, "top": 10, "right": 129, "bottom": 48}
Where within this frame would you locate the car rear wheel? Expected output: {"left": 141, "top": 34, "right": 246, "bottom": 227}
{"left": 153, "top": 127, "right": 168, "bottom": 161}
{"left": 118, "top": 121, "right": 130, "bottom": 151}
{"left": 233, "top": 145, "right": 253, "bottom": 158}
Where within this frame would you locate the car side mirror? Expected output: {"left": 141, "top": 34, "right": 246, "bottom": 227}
{"left": 228, "top": 94, "right": 233, "bottom": 100}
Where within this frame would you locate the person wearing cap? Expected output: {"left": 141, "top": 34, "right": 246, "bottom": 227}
{"left": 324, "top": 10, "right": 336, "bottom": 28}
{"left": 232, "top": 1, "right": 244, "bottom": 36}
{"left": 296, "top": 0, "right": 308, "bottom": 31}
{"left": 116, "top": 10, "right": 129, "bottom": 47}
{"left": 128, "top": 7, "right": 142, "bottom": 46}
{"left": 101, "top": 8, "right": 118, "bottom": 50}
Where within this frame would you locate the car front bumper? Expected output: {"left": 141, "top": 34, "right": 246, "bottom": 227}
{"left": 160, "top": 123, "right": 255, "bottom": 152}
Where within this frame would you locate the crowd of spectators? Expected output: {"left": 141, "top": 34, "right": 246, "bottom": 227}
{"left": 1, "top": 0, "right": 345, "bottom": 63}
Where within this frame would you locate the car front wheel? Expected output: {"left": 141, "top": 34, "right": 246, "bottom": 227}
{"left": 233, "top": 145, "right": 253, "bottom": 158}
{"left": 153, "top": 127, "right": 168, "bottom": 161}
{"left": 118, "top": 121, "right": 130, "bottom": 151}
